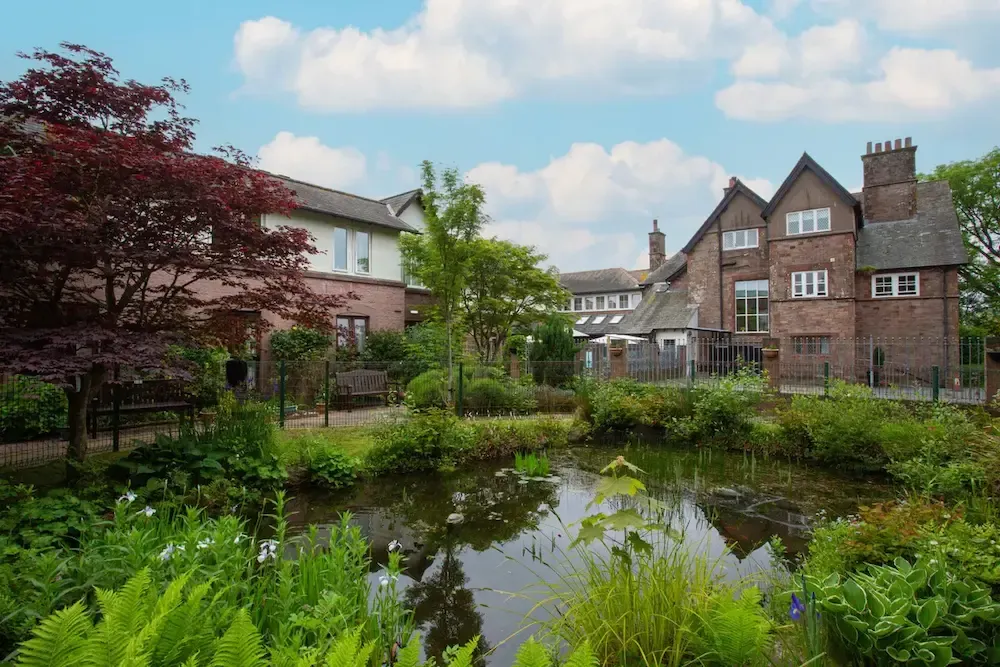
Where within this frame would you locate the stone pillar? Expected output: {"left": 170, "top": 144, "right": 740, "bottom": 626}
{"left": 762, "top": 337, "right": 780, "bottom": 391}
{"left": 610, "top": 341, "right": 627, "bottom": 379}
{"left": 510, "top": 353, "right": 520, "bottom": 380}
{"left": 985, "top": 337, "right": 1000, "bottom": 404}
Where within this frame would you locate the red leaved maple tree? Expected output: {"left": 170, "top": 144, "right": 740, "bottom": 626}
{"left": 0, "top": 44, "right": 348, "bottom": 459}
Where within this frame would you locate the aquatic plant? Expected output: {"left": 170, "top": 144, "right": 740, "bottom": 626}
{"left": 514, "top": 451, "right": 550, "bottom": 477}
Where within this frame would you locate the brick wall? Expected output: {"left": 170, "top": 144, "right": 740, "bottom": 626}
{"left": 687, "top": 222, "right": 722, "bottom": 328}
{"left": 861, "top": 141, "right": 917, "bottom": 223}
{"left": 768, "top": 233, "right": 856, "bottom": 333}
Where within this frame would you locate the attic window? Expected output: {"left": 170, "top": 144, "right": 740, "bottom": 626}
{"left": 723, "top": 228, "right": 759, "bottom": 250}
{"left": 786, "top": 208, "right": 831, "bottom": 236}
{"left": 576, "top": 316, "right": 589, "bottom": 324}
{"left": 610, "top": 315, "right": 624, "bottom": 324}
{"left": 592, "top": 315, "right": 606, "bottom": 324}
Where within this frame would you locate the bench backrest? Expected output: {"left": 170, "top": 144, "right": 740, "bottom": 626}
{"left": 335, "top": 370, "right": 388, "bottom": 394}
{"left": 91, "top": 379, "right": 189, "bottom": 407}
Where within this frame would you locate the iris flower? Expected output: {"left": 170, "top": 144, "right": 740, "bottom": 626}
{"left": 790, "top": 593, "right": 806, "bottom": 621}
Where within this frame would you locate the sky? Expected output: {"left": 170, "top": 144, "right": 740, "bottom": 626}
{"left": 3, "top": 0, "right": 999, "bottom": 272}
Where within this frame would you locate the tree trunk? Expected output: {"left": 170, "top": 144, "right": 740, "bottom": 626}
{"left": 65, "top": 369, "right": 102, "bottom": 461}
{"left": 446, "top": 318, "right": 454, "bottom": 402}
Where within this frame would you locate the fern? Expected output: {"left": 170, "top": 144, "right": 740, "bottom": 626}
{"left": 209, "top": 609, "right": 267, "bottom": 667}
{"left": 511, "top": 637, "right": 551, "bottom": 667}
{"left": 443, "top": 635, "right": 480, "bottom": 667}
{"left": 563, "top": 641, "right": 597, "bottom": 667}
{"left": 394, "top": 636, "right": 423, "bottom": 667}
{"left": 152, "top": 581, "right": 215, "bottom": 664}
{"left": 14, "top": 602, "right": 91, "bottom": 667}
{"left": 696, "top": 586, "right": 772, "bottom": 667}
{"left": 322, "top": 627, "right": 374, "bottom": 667}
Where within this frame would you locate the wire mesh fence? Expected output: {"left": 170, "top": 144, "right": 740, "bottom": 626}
{"left": 0, "top": 336, "right": 991, "bottom": 469}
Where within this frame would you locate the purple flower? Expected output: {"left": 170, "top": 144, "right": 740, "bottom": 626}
{"left": 790, "top": 593, "right": 806, "bottom": 621}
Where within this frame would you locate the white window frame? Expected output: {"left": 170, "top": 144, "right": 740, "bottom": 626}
{"left": 872, "top": 272, "right": 920, "bottom": 298}
{"left": 723, "top": 228, "right": 759, "bottom": 250}
{"left": 609, "top": 315, "right": 623, "bottom": 324}
{"left": 355, "top": 230, "right": 371, "bottom": 274}
{"left": 332, "top": 227, "right": 349, "bottom": 272}
{"left": 607, "top": 295, "right": 617, "bottom": 309}
{"left": 592, "top": 315, "right": 606, "bottom": 324}
{"left": 735, "top": 280, "right": 769, "bottom": 333}
{"left": 576, "top": 316, "right": 589, "bottom": 325}
{"left": 791, "top": 270, "right": 828, "bottom": 298}
{"left": 619, "top": 294, "right": 631, "bottom": 310}
{"left": 631, "top": 293, "right": 642, "bottom": 307}
{"left": 573, "top": 297, "right": 583, "bottom": 311}
{"left": 786, "top": 208, "right": 831, "bottom": 236}
{"left": 584, "top": 296, "right": 595, "bottom": 310}
{"left": 595, "top": 296, "right": 605, "bottom": 310}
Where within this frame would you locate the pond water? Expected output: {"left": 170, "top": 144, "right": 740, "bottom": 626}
{"left": 285, "top": 443, "right": 895, "bottom": 666}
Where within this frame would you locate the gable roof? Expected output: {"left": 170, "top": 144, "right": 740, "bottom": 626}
{"left": 760, "top": 152, "right": 858, "bottom": 219}
{"left": 641, "top": 252, "right": 687, "bottom": 286}
{"left": 682, "top": 180, "right": 768, "bottom": 254}
{"left": 620, "top": 289, "right": 697, "bottom": 334}
{"left": 559, "top": 267, "right": 640, "bottom": 295}
{"left": 267, "top": 174, "right": 417, "bottom": 232}
{"left": 855, "top": 180, "right": 968, "bottom": 270}
{"left": 381, "top": 189, "right": 422, "bottom": 216}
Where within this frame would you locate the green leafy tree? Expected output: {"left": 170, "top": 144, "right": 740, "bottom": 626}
{"left": 400, "top": 161, "right": 486, "bottom": 395}
{"left": 924, "top": 148, "right": 1000, "bottom": 332}
{"left": 463, "top": 238, "right": 569, "bottom": 364}
{"left": 529, "top": 315, "right": 579, "bottom": 387}
{"left": 268, "top": 326, "right": 331, "bottom": 361}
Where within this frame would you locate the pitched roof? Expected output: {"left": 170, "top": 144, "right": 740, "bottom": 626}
{"left": 266, "top": 174, "right": 417, "bottom": 232}
{"left": 682, "top": 180, "right": 768, "bottom": 254}
{"left": 559, "top": 268, "right": 640, "bottom": 294}
{"left": 570, "top": 314, "right": 626, "bottom": 337}
{"left": 641, "top": 252, "right": 687, "bottom": 286}
{"left": 381, "top": 189, "right": 421, "bottom": 216}
{"left": 619, "top": 289, "right": 698, "bottom": 335}
{"left": 761, "top": 152, "right": 858, "bottom": 219}
{"left": 855, "top": 180, "right": 968, "bottom": 270}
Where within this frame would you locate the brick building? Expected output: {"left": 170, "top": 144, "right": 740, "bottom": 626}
{"left": 562, "top": 137, "right": 968, "bottom": 381}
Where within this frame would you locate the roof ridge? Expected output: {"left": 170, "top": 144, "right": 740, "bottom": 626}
{"left": 380, "top": 188, "right": 421, "bottom": 202}
{"left": 559, "top": 266, "right": 632, "bottom": 276}
{"left": 261, "top": 170, "right": 392, "bottom": 207}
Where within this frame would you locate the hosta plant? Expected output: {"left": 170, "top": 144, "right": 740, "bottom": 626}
{"left": 806, "top": 556, "right": 1000, "bottom": 666}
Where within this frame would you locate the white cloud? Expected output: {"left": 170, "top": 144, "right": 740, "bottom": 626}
{"left": 812, "top": 0, "right": 1000, "bottom": 34}
{"left": 257, "top": 132, "right": 367, "bottom": 189}
{"left": 718, "top": 47, "right": 1000, "bottom": 121}
{"left": 733, "top": 19, "right": 865, "bottom": 79}
{"left": 470, "top": 138, "right": 774, "bottom": 272}
{"left": 233, "top": 0, "right": 775, "bottom": 111}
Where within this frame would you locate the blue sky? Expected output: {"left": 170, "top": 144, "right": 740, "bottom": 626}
{"left": 4, "top": 0, "right": 999, "bottom": 271}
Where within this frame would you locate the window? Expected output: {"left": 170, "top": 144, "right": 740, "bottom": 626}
{"left": 584, "top": 297, "right": 594, "bottom": 310}
{"left": 336, "top": 316, "right": 368, "bottom": 350}
{"left": 585, "top": 349, "right": 594, "bottom": 369}
{"left": 610, "top": 315, "right": 623, "bottom": 324}
{"left": 355, "top": 231, "right": 370, "bottom": 274}
{"left": 631, "top": 294, "right": 641, "bottom": 307}
{"left": 333, "top": 227, "right": 348, "bottom": 271}
{"left": 573, "top": 297, "right": 583, "bottom": 311}
{"left": 792, "top": 270, "right": 828, "bottom": 298}
{"left": 576, "top": 316, "right": 589, "bottom": 325}
{"left": 735, "top": 280, "right": 769, "bottom": 333}
{"left": 786, "top": 208, "right": 831, "bottom": 236}
{"left": 872, "top": 272, "right": 919, "bottom": 298}
{"left": 723, "top": 228, "right": 759, "bottom": 250}
{"left": 592, "top": 315, "right": 606, "bottom": 324}
{"left": 606, "top": 295, "right": 617, "bottom": 309}
{"left": 619, "top": 294, "right": 631, "bottom": 310}
{"left": 794, "top": 337, "right": 831, "bottom": 355}
{"left": 596, "top": 296, "right": 605, "bottom": 310}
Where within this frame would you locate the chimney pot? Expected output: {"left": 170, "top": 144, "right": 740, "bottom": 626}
{"left": 885, "top": 139, "right": 892, "bottom": 151}
{"left": 866, "top": 141, "right": 873, "bottom": 154}
{"left": 894, "top": 138, "right": 902, "bottom": 150}
{"left": 652, "top": 219, "right": 659, "bottom": 232}
{"left": 875, "top": 142, "right": 882, "bottom": 152}
{"left": 904, "top": 137, "right": 912, "bottom": 148}
{"left": 728, "top": 176, "right": 737, "bottom": 188}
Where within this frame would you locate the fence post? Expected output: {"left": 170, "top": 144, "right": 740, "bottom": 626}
{"left": 324, "top": 360, "right": 330, "bottom": 428}
{"left": 824, "top": 362, "right": 830, "bottom": 397}
{"left": 278, "top": 360, "right": 286, "bottom": 429}
{"left": 111, "top": 365, "right": 121, "bottom": 452}
{"left": 932, "top": 365, "right": 940, "bottom": 402}
{"left": 689, "top": 359, "right": 696, "bottom": 386}
{"left": 456, "top": 362, "right": 464, "bottom": 417}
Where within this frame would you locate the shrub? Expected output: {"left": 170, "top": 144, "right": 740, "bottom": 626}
{"left": 528, "top": 315, "right": 578, "bottom": 387}
{"left": 0, "top": 375, "right": 67, "bottom": 443}
{"left": 169, "top": 345, "right": 228, "bottom": 407}
{"left": 534, "top": 385, "right": 578, "bottom": 413}
{"left": 691, "top": 367, "right": 767, "bottom": 442}
{"left": 462, "top": 418, "right": 572, "bottom": 461}
{"left": 887, "top": 457, "right": 987, "bottom": 499}
{"left": 269, "top": 325, "right": 331, "bottom": 361}
{"left": 463, "top": 378, "right": 537, "bottom": 415}
{"left": 308, "top": 448, "right": 359, "bottom": 489}
{"left": 405, "top": 369, "right": 448, "bottom": 410}
{"left": 746, "top": 420, "right": 797, "bottom": 457}
{"left": 363, "top": 410, "right": 470, "bottom": 475}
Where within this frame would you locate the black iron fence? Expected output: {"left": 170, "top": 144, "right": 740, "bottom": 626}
{"left": 0, "top": 336, "right": 991, "bottom": 469}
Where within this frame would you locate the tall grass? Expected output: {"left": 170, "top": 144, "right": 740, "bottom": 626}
{"left": 514, "top": 451, "right": 550, "bottom": 477}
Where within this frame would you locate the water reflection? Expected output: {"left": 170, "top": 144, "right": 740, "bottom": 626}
{"left": 290, "top": 443, "right": 893, "bottom": 665}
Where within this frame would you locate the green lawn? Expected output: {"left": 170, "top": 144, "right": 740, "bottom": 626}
{"left": 277, "top": 426, "right": 378, "bottom": 464}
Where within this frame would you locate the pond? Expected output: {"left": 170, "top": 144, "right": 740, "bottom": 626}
{"left": 285, "top": 443, "right": 895, "bottom": 665}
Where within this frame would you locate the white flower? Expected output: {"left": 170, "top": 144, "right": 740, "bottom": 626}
{"left": 388, "top": 539, "right": 402, "bottom": 553}
{"left": 256, "top": 539, "right": 279, "bottom": 563}
{"left": 197, "top": 538, "right": 214, "bottom": 550}
{"left": 379, "top": 576, "right": 390, "bottom": 588}
{"left": 929, "top": 540, "right": 939, "bottom": 546}
{"left": 234, "top": 533, "right": 247, "bottom": 544}
{"left": 137, "top": 506, "right": 156, "bottom": 518}
{"left": 117, "top": 492, "right": 137, "bottom": 504}
{"left": 159, "top": 543, "right": 184, "bottom": 561}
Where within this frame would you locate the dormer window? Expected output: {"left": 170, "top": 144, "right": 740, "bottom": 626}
{"left": 786, "top": 208, "right": 831, "bottom": 235}
{"left": 723, "top": 228, "right": 759, "bottom": 250}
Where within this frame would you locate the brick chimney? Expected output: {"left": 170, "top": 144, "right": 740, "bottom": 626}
{"left": 649, "top": 219, "right": 666, "bottom": 271}
{"left": 862, "top": 137, "right": 917, "bottom": 223}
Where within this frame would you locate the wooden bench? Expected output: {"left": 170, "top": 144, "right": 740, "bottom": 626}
{"left": 88, "top": 379, "right": 195, "bottom": 438}
{"left": 334, "top": 370, "right": 394, "bottom": 411}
